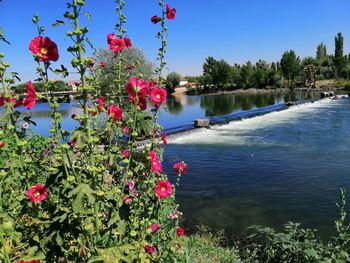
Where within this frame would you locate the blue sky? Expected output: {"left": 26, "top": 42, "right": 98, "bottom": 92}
{"left": 1, "top": 0, "right": 350, "bottom": 82}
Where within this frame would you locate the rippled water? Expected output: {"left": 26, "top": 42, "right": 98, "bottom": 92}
{"left": 164, "top": 98, "right": 350, "bottom": 238}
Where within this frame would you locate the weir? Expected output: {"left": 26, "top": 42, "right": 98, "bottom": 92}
{"left": 136, "top": 98, "right": 322, "bottom": 148}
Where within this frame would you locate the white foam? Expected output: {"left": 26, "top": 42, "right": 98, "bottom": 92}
{"left": 171, "top": 98, "right": 335, "bottom": 145}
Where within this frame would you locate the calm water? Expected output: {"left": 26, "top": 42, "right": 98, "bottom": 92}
{"left": 14, "top": 90, "right": 350, "bottom": 238}
{"left": 164, "top": 97, "right": 350, "bottom": 238}
{"left": 20, "top": 91, "right": 318, "bottom": 136}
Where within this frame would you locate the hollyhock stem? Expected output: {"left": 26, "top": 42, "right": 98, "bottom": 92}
{"left": 72, "top": 0, "right": 100, "bottom": 241}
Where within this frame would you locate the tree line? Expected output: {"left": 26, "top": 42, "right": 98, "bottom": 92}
{"left": 186, "top": 32, "right": 350, "bottom": 90}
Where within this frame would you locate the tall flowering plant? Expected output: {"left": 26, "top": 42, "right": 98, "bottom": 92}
{"left": 0, "top": 1, "right": 187, "bottom": 262}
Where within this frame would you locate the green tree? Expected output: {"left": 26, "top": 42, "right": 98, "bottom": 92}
{"left": 316, "top": 42, "right": 327, "bottom": 61}
{"left": 280, "top": 50, "right": 301, "bottom": 82}
{"left": 166, "top": 71, "right": 181, "bottom": 90}
{"left": 94, "top": 47, "right": 155, "bottom": 95}
{"left": 333, "top": 32, "right": 347, "bottom": 78}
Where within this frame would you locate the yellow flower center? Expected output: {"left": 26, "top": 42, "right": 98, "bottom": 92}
{"left": 34, "top": 191, "right": 40, "bottom": 197}
{"left": 40, "top": 47, "right": 48, "bottom": 55}
{"left": 156, "top": 94, "right": 161, "bottom": 99}
{"left": 161, "top": 186, "right": 166, "bottom": 192}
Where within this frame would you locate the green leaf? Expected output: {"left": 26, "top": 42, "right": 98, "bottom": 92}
{"left": 68, "top": 183, "right": 96, "bottom": 213}
{"left": 51, "top": 20, "right": 65, "bottom": 28}
{"left": 85, "top": 12, "right": 92, "bottom": 23}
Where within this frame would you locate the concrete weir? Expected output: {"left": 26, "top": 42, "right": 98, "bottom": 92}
{"left": 135, "top": 98, "right": 322, "bottom": 149}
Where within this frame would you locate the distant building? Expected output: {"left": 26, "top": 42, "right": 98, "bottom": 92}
{"left": 179, "top": 78, "right": 188, "bottom": 87}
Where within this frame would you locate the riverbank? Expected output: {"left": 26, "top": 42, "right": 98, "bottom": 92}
{"left": 174, "top": 79, "right": 350, "bottom": 97}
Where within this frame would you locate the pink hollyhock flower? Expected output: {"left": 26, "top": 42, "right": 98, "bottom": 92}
{"left": 177, "top": 227, "right": 184, "bottom": 237}
{"left": 169, "top": 209, "right": 179, "bottom": 219}
{"left": 136, "top": 96, "right": 147, "bottom": 111}
{"left": 95, "top": 96, "right": 106, "bottom": 112}
{"left": 173, "top": 161, "right": 188, "bottom": 175}
{"left": 127, "top": 180, "right": 135, "bottom": 191}
{"left": 122, "top": 126, "right": 129, "bottom": 134}
{"left": 107, "top": 103, "right": 122, "bottom": 121}
{"left": 162, "top": 132, "right": 167, "bottom": 145}
{"left": 0, "top": 96, "right": 5, "bottom": 106}
{"left": 124, "top": 37, "right": 132, "bottom": 48}
{"left": 166, "top": 4, "right": 176, "bottom": 20}
{"left": 150, "top": 150, "right": 162, "bottom": 174}
{"left": 107, "top": 33, "right": 115, "bottom": 45}
{"left": 68, "top": 138, "right": 77, "bottom": 148}
{"left": 22, "top": 122, "right": 30, "bottom": 129}
{"left": 29, "top": 36, "right": 59, "bottom": 62}
{"left": 155, "top": 180, "right": 172, "bottom": 199}
{"left": 122, "top": 195, "right": 132, "bottom": 205}
{"left": 150, "top": 87, "right": 167, "bottom": 107}
{"left": 27, "top": 184, "right": 48, "bottom": 203}
{"left": 9, "top": 96, "right": 21, "bottom": 108}
{"left": 147, "top": 81, "right": 156, "bottom": 93}
{"left": 0, "top": 141, "right": 6, "bottom": 149}
{"left": 100, "top": 61, "right": 107, "bottom": 67}
{"left": 151, "top": 15, "right": 161, "bottom": 24}
{"left": 125, "top": 77, "right": 148, "bottom": 98}
{"left": 22, "top": 81, "right": 38, "bottom": 109}
{"left": 122, "top": 150, "right": 129, "bottom": 158}
{"left": 144, "top": 244, "right": 155, "bottom": 254}
{"left": 148, "top": 223, "right": 161, "bottom": 233}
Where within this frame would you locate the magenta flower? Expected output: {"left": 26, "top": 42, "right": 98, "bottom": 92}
{"left": 148, "top": 223, "right": 161, "bottom": 233}
{"left": 27, "top": 184, "right": 48, "bottom": 203}
{"left": 155, "top": 180, "right": 173, "bottom": 199}
{"left": 173, "top": 161, "right": 188, "bottom": 175}
{"left": 150, "top": 150, "right": 162, "bottom": 174}
{"left": 166, "top": 4, "right": 176, "bottom": 20}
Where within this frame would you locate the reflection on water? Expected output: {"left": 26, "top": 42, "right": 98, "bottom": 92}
{"left": 166, "top": 91, "right": 320, "bottom": 117}
{"left": 14, "top": 90, "right": 321, "bottom": 136}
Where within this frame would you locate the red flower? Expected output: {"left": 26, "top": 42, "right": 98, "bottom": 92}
{"left": 136, "top": 96, "right": 147, "bottom": 111}
{"left": 151, "top": 15, "right": 161, "bottom": 24}
{"left": 177, "top": 227, "right": 184, "bottom": 237}
{"left": 29, "top": 36, "right": 59, "bottom": 62}
{"left": 27, "top": 184, "right": 48, "bottom": 203}
{"left": 166, "top": 4, "right": 176, "bottom": 20}
{"left": 126, "top": 64, "right": 134, "bottom": 70}
{"left": 107, "top": 33, "right": 125, "bottom": 53}
{"left": 126, "top": 77, "right": 147, "bottom": 98}
{"left": 22, "top": 81, "right": 38, "bottom": 109}
{"left": 173, "top": 162, "right": 187, "bottom": 175}
{"left": 95, "top": 96, "right": 106, "bottom": 112}
{"left": 0, "top": 96, "right": 5, "bottom": 106}
{"left": 18, "top": 260, "right": 40, "bottom": 263}
{"left": 0, "top": 141, "right": 6, "bottom": 148}
{"left": 162, "top": 132, "right": 167, "bottom": 145}
{"left": 155, "top": 180, "right": 172, "bottom": 199}
{"left": 107, "top": 103, "right": 122, "bottom": 121}
{"left": 122, "top": 150, "right": 129, "bottom": 158}
{"left": 148, "top": 223, "right": 161, "bottom": 233}
{"left": 71, "top": 114, "right": 77, "bottom": 119}
{"left": 122, "top": 126, "right": 129, "bottom": 134}
{"left": 144, "top": 244, "right": 155, "bottom": 254}
{"left": 100, "top": 61, "right": 107, "bottom": 67}
{"left": 150, "top": 87, "right": 167, "bottom": 107}
{"left": 9, "top": 96, "right": 21, "bottom": 108}
{"left": 150, "top": 150, "right": 162, "bottom": 174}
{"left": 124, "top": 37, "right": 132, "bottom": 48}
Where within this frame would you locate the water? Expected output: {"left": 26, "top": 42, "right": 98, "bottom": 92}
{"left": 17, "top": 91, "right": 318, "bottom": 136}
{"left": 163, "top": 97, "right": 350, "bottom": 238}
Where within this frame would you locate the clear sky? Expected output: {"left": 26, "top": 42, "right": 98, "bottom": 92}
{"left": 1, "top": 0, "right": 350, "bottom": 82}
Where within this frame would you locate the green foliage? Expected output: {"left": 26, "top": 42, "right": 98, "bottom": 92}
{"left": 280, "top": 50, "right": 301, "bottom": 82}
{"left": 166, "top": 71, "right": 181, "bottom": 90}
{"left": 0, "top": 1, "right": 185, "bottom": 262}
{"left": 94, "top": 47, "right": 155, "bottom": 97}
